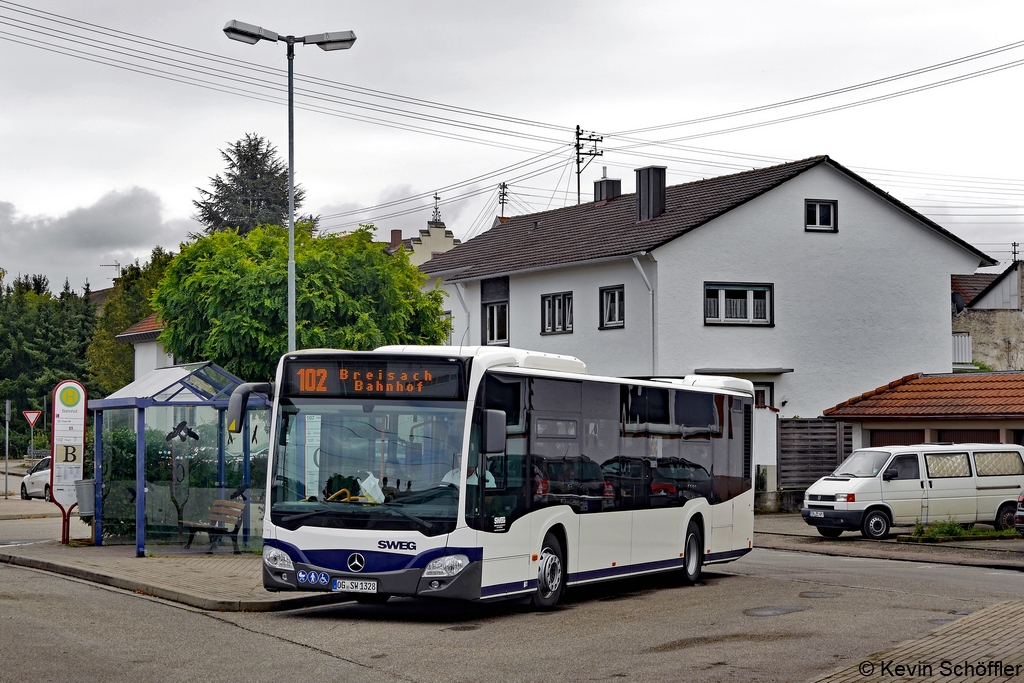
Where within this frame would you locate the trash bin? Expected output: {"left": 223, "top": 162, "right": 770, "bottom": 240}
{"left": 74, "top": 479, "right": 95, "bottom": 518}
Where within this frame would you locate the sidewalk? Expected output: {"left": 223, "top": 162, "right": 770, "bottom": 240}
{"left": 0, "top": 541, "right": 346, "bottom": 612}
{"left": 756, "top": 513, "right": 1024, "bottom": 571}
{"left": 808, "top": 600, "right": 1024, "bottom": 682}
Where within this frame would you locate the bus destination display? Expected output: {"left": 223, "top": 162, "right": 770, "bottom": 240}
{"left": 285, "top": 359, "right": 464, "bottom": 399}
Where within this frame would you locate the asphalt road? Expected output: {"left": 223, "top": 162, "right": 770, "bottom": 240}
{"left": 3, "top": 548, "right": 1022, "bottom": 683}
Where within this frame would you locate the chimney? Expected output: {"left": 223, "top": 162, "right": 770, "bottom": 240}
{"left": 635, "top": 166, "right": 667, "bottom": 221}
{"left": 389, "top": 229, "right": 403, "bottom": 251}
{"left": 593, "top": 166, "right": 621, "bottom": 202}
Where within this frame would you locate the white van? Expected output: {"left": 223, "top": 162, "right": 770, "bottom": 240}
{"left": 801, "top": 443, "right": 1024, "bottom": 539}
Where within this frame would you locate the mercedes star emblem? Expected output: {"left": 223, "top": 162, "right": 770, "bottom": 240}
{"left": 347, "top": 552, "right": 365, "bottom": 572}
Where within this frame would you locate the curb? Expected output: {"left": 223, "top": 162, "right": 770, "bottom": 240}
{"left": 754, "top": 535, "right": 1024, "bottom": 572}
{"left": 0, "top": 551, "right": 352, "bottom": 612}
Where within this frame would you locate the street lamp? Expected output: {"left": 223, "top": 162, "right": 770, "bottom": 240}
{"left": 223, "top": 20, "right": 357, "bottom": 352}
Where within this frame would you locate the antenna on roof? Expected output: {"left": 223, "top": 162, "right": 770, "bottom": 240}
{"left": 952, "top": 291, "right": 965, "bottom": 315}
{"left": 101, "top": 261, "right": 122, "bottom": 281}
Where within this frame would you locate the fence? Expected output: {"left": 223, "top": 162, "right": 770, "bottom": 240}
{"left": 778, "top": 418, "right": 853, "bottom": 489}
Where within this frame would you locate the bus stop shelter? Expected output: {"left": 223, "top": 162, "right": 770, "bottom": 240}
{"left": 87, "top": 362, "right": 271, "bottom": 557}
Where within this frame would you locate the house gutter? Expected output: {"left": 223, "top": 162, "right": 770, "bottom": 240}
{"left": 631, "top": 253, "right": 656, "bottom": 377}
{"left": 453, "top": 282, "right": 471, "bottom": 347}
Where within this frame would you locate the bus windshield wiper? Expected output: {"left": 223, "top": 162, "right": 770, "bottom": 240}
{"left": 381, "top": 502, "right": 433, "bottom": 530}
{"left": 280, "top": 506, "right": 337, "bottom": 523}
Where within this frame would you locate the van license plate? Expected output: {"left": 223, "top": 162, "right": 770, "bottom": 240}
{"left": 333, "top": 579, "right": 377, "bottom": 593}
{"left": 810, "top": 511, "right": 824, "bottom": 518}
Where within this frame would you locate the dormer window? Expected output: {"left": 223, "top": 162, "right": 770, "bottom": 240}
{"left": 806, "top": 200, "right": 837, "bottom": 232}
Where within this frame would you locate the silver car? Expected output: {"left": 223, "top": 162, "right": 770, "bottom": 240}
{"left": 21, "top": 457, "right": 51, "bottom": 501}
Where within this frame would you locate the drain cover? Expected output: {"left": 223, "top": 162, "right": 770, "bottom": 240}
{"left": 799, "top": 591, "right": 841, "bottom": 599}
{"left": 744, "top": 606, "right": 808, "bottom": 617}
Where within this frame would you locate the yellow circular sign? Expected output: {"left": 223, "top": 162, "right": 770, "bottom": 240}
{"left": 59, "top": 386, "right": 81, "bottom": 407}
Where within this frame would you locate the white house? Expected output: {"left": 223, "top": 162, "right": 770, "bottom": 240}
{"left": 421, "top": 156, "right": 994, "bottom": 424}
{"left": 116, "top": 312, "right": 175, "bottom": 380}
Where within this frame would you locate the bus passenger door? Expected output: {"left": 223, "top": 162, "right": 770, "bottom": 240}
{"left": 479, "top": 449, "right": 532, "bottom": 596}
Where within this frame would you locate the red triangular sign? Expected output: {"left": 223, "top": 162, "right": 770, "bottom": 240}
{"left": 23, "top": 410, "right": 41, "bottom": 427}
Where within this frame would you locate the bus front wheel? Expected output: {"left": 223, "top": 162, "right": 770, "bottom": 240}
{"left": 682, "top": 520, "right": 703, "bottom": 584}
{"left": 532, "top": 532, "right": 564, "bottom": 610}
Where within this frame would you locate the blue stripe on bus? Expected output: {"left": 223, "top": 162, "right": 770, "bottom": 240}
{"left": 264, "top": 538, "right": 483, "bottom": 573}
{"left": 704, "top": 547, "right": 751, "bottom": 563}
{"left": 481, "top": 579, "right": 538, "bottom": 598}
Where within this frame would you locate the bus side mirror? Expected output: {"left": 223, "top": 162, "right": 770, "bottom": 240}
{"left": 227, "top": 382, "right": 274, "bottom": 433}
{"left": 882, "top": 467, "right": 898, "bottom": 481}
{"left": 483, "top": 409, "right": 507, "bottom": 454}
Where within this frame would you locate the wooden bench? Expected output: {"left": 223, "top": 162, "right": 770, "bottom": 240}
{"left": 183, "top": 499, "right": 246, "bottom": 554}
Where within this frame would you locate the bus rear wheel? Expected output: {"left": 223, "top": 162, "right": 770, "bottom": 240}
{"left": 532, "top": 532, "right": 564, "bottom": 610}
{"left": 682, "top": 520, "right": 703, "bottom": 584}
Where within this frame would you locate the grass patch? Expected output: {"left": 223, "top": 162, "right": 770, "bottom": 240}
{"left": 913, "top": 518, "right": 1020, "bottom": 539}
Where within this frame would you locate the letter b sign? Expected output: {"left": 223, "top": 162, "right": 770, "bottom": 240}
{"left": 60, "top": 445, "right": 78, "bottom": 463}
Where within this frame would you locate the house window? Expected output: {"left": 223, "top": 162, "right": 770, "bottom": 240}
{"left": 541, "top": 292, "right": 573, "bottom": 334}
{"left": 485, "top": 302, "right": 508, "bottom": 345}
{"left": 753, "top": 383, "right": 774, "bottom": 407}
{"left": 805, "top": 200, "right": 837, "bottom": 232}
{"left": 600, "top": 285, "right": 624, "bottom": 329}
{"left": 704, "top": 283, "right": 773, "bottom": 325}
{"left": 481, "top": 276, "right": 510, "bottom": 346}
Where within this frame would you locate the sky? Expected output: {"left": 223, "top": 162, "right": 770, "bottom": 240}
{"left": 1, "top": 0, "right": 1023, "bottom": 290}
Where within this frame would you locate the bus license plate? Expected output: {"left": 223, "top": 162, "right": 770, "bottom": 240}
{"left": 810, "top": 511, "right": 824, "bottom": 518}
{"left": 333, "top": 579, "right": 378, "bottom": 593}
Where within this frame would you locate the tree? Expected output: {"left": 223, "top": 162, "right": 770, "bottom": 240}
{"left": 192, "top": 133, "right": 305, "bottom": 235}
{"left": 86, "top": 247, "right": 174, "bottom": 394}
{"left": 0, "top": 272, "right": 96, "bottom": 455}
{"left": 152, "top": 224, "right": 451, "bottom": 381}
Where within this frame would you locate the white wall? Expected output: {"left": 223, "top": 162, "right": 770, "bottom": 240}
{"left": 133, "top": 340, "right": 174, "bottom": 380}
{"left": 654, "top": 163, "right": 982, "bottom": 417}
{"left": 434, "top": 163, "right": 985, "bottom": 419}
{"left": 973, "top": 267, "right": 1019, "bottom": 309}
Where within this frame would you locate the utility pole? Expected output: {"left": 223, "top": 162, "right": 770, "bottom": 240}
{"left": 1013, "top": 242, "right": 1019, "bottom": 262}
{"left": 574, "top": 124, "right": 603, "bottom": 205}
{"left": 498, "top": 182, "right": 508, "bottom": 218}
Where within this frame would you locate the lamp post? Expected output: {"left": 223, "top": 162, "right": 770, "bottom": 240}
{"left": 223, "top": 20, "right": 357, "bottom": 352}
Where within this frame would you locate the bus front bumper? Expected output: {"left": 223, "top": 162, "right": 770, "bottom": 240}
{"left": 263, "top": 560, "right": 483, "bottom": 600}
{"left": 801, "top": 508, "right": 864, "bottom": 530}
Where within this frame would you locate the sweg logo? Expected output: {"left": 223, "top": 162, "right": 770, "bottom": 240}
{"left": 378, "top": 540, "right": 417, "bottom": 550}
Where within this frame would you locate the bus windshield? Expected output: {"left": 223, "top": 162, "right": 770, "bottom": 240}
{"left": 270, "top": 398, "right": 467, "bottom": 536}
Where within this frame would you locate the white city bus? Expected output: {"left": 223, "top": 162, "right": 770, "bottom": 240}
{"left": 227, "top": 346, "right": 755, "bottom": 607}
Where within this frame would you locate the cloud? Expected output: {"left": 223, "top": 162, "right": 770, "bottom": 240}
{"left": 0, "top": 188, "right": 198, "bottom": 292}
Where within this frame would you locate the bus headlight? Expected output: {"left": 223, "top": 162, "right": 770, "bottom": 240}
{"left": 263, "top": 545, "right": 294, "bottom": 571}
{"left": 423, "top": 554, "right": 470, "bottom": 578}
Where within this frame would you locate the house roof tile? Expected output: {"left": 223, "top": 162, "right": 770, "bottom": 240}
{"left": 116, "top": 312, "right": 164, "bottom": 341}
{"left": 422, "top": 155, "right": 995, "bottom": 281}
{"left": 823, "top": 372, "right": 1024, "bottom": 419}
{"left": 952, "top": 273, "right": 1000, "bottom": 306}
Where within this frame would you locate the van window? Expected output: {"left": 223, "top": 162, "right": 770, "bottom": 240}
{"left": 925, "top": 452, "right": 971, "bottom": 478}
{"left": 888, "top": 454, "right": 920, "bottom": 480}
{"left": 835, "top": 450, "right": 891, "bottom": 477}
{"left": 974, "top": 451, "right": 1024, "bottom": 477}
